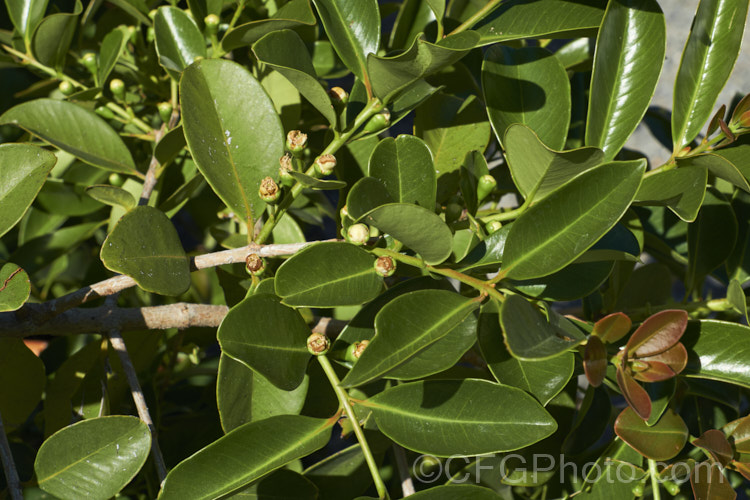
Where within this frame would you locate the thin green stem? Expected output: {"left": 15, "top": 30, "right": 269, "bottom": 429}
{"left": 228, "top": 0, "right": 246, "bottom": 31}
{"left": 317, "top": 355, "right": 388, "bottom": 500}
{"left": 648, "top": 458, "right": 661, "bottom": 500}
{"left": 447, "top": 0, "right": 503, "bottom": 36}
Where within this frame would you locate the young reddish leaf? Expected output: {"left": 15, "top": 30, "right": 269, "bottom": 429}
{"left": 616, "top": 365, "right": 652, "bottom": 421}
{"left": 729, "top": 415, "right": 750, "bottom": 454}
{"left": 731, "top": 93, "right": 750, "bottom": 124}
{"left": 693, "top": 430, "right": 733, "bottom": 468}
{"left": 632, "top": 360, "right": 676, "bottom": 383}
{"left": 690, "top": 461, "right": 736, "bottom": 500}
{"left": 639, "top": 342, "right": 688, "bottom": 374}
{"left": 733, "top": 461, "right": 750, "bottom": 481}
{"left": 584, "top": 335, "right": 607, "bottom": 387}
{"left": 627, "top": 310, "right": 688, "bottom": 357}
{"left": 592, "top": 312, "right": 632, "bottom": 343}
{"left": 615, "top": 408, "right": 688, "bottom": 461}
{"left": 706, "top": 104, "right": 726, "bottom": 137}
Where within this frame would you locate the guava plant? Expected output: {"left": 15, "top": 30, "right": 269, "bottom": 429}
{"left": 1, "top": 0, "right": 750, "bottom": 498}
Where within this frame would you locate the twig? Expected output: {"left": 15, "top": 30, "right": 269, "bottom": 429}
{"left": 0, "top": 410, "right": 23, "bottom": 500}
{"left": 139, "top": 125, "right": 167, "bottom": 206}
{"left": 393, "top": 444, "right": 416, "bottom": 497}
{"left": 107, "top": 329, "right": 168, "bottom": 483}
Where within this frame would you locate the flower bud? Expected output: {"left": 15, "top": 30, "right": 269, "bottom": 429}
{"left": 444, "top": 195, "right": 463, "bottom": 225}
{"left": 286, "top": 130, "right": 308, "bottom": 155}
{"left": 95, "top": 106, "right": 115, "bottom": 120}
{"left": 58, "top": 81, "right": 74, "bottom": 96}
{"left": 148, "top": 8, "right": 157, "bottom": 20}
{"left": 245, "top": 253, "right": 265, "bottom": 276}
{"left": 259, "top": 176, "right": 280, "bottom": 204}
{"left": 279, "top": 153, "right": 295, "bottom": 187}
{"left": 146, "top": 26, "right": 155, "bottom": 43}
{"left": 631, "top": 482, "right": 644, "bottom": 497}
{"left": 81, "top": 52, "right": 98, "bottom": 75}
{"left": 108, "top": 173, "right": 125, "bottom": 186}
{"left": 109, "top": 78, "right": 125, "bottom": 100}
{"left": 340, "top": 205, "right": 351, "bottom": 222}
{"left": 374, "top": 256, "right": 396, "bottom": 277}
{"left": 314, "top": 154, "right": 337, "bottom": 176}
{"left": 662, "top": 481, "right": 680, "bottom": 496}
{"left": 477, "top": 174, "right": 497, "bottom": 203}
{"left": 345, "top": 340, "right": 369, "bottom": 363}
{"left": 363, "top": 109, "right": 390, "bottom": 134}
{"left": 346, "top": 223, "right": 370, "bottom": 246}
{"left": 327, "top": 86, "right": 349, "bottom": 104}
{"left": 485, "top": 221, "right": 502, "bottom": 234}
{"left": 157, "top": 102, "right": 172, "bottom": 124}
{"left": 306, "top": 333, "right": 330, "bottom": 355}
{"left": 204, "top": 14, "right": 220, "bottom": 34}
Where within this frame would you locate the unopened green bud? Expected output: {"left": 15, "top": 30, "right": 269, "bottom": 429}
{"left": 286, "top": 130, "right": 307, "bottom": 155}
{"left": 444, "top": 195, "right": 463, "bottom": 225}
{"left": 477, "top": 174, "right": 497, "bottom": 203}
{"left": 81, "top": 52, "right": 98, "bottom": 74}
{"left": 58, "top": 81, "right": 74, "bottom": 96}
{"left": 374, "top": 256, "right": 396, "bottom": 277}
{"left": 662, "top": 481, "right": 680, "bottom": 496}
{"left": 259, "top": 176, "right": 280, "bottom": 204}
{"left": 327, "top": 86, "right": 349, "bottom": 105}
{"left": 345, "top": 340, "right": 369, "bottom": 363}
{"left": 109, "top": 78, "right": 125, "bottom": 100}
{"left": 486, "top": 220, "right": 502, "bottom": 234}
{"left": 146, "top": 26, "right": 155, "bottom": 43}
{"left": 306, "top": 333, "right": 330, "bottom": 356}
{"left": 346, "top": 223, "right": 370, "bottom": 246}
{"left": 245, "top": 253, "right": 265, "bottom": 276}
{"left": 340, "top": 205, "right": 351, "bottom": 222}
{"left": 95, "top": 106, "right": 115, "bottom": 120}
{"left": 363, "top": 109, "right": 390, "bottom": 134}
{"left": 148, "top": 9, "right": 157, "bottom": 20}
{"left": 314, "top": 154, "right": 337, "bottom": 176}
{"left": 157, "top": 102, "right": 172, "bottom": 123}
{"left": 369, "top": 226, "right": 380, "bottom": 238}
{"left": 204, "top": 14, "right": 220, "bottom": 34}
{"left": 631, "top": 482, "right": 644, "bottom": 497}
{"left": 108, "top": 173, "right": 125, "bottom": 186}
{"left": 279, "top": 153, "right": 295, "bottom": 187}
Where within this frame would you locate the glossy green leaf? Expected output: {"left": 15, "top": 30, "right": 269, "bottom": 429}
{"left": 341, "top": 290, "right": 478, "bottom": 387}
{"left": 154, "top": 6, "right": 207, "bottom": 78}
{"left": 85, "top": 184, "right": 136, "bottom": 210}
{"left": 472, "top": 0, "right": 606, "bottom": 45}
{"left": 575, "top": 439, "right": 643, "bottom": 499}
{"left": 31, "top": 0, "right": 81, "bottom": 72}
{"left": 180, "top": 58, "right": 284, "bottom": 230}
{"left": 222, "top": 0, "right": 316, "bottom": 51}
{"left": 368, "top": 31, "right": 478, "bottom": 101}
{"left": 0, "top": 338, "right": 45, "bottom": 428}
{"left": 231, "top": 469, "right": 318, "bottom": 499}
{"left": 0, "top": 99, "right": 137, "bottom": 174}
{"left": 5, "top": 0, "right": 49, "bottom": 44}
{"left": 35, "top": 416, "right": 150, "bottom": 500}
{"left": 458, "top": 225, "right": 509, "bottom": 272}
{"left": 672, "top": 0, "right": 749, "bottom": 149}
{"left": 154, "top": 125, "right": 187, "bottom": 166}
{"left": 502, "top": 160, "right": 645, "bottom": 280}
{"left": 217, "top": 354, "right": 308, "bottom": 433}
{"left": 0, "top": 143, "right": 57, "bottom": 238}
{"left": 218, "top": 294, "right": 310, "bottom": 390}
{"left": 363, "top": 379, "right": 557, "bottom": 456}
{"left": 312, "top": 0, "right": 380, "bottom": 85}
{"left": 159, "top": 415, "right": 333, "bottom": 500}
{"left": 254, "top": 30, "right": 337, "bottom": 126}
{"left": 482, "top": 46, "right": 571, "bottom": 150}
{"left": 389, "top": 0, "right": 438, "bottom": 50}
{"left": 634, "top": 164, "right": 707, "bottom": 222}
{"left": 503, "top": 124, "right": 604, "bottom": 200}
{"left": 361, "top": 203, "right": 452, "bottom": 264}
{"left": 409, "top": 485, "right": 503, "bottom": 499}
{"left": 346, "top": 176, "right": 393, "bottom": 220}
{"left": 678, "top": 152, "right": 750, "bottom": 193}
{"left": 458, "top": 150, "right": 489, "bottom": 216}
{"left": 368, "top": 135, "right": 436, "bottom": 208}
{"left": 686, "top": 188, "right": 737, "bottom": 290}
{"left": 512, "top": 261, "right": 615, "bottom": 302}
{"left": 287, "top": 170, "right": 346, "bottom": 190}
{"left": 500, "top": 295, "right": 586, "bottom": 360}
{"left": 100, "top": 206, "right": 191, "bottom": 296}
{"left": 585, "top": 0, "right": 665, "bottom": 161}
{"left": 0, "top": 262, "right": 29, "bottom": 312}
{"left": 275, "top": 242, "right": 382, "bottom": 307}
{"left": 98, "top": 27, "right": 130, "bottom": 85}
{"left": 683, "top": 320, "right": 750, "bottom": 388}
{"left": 727, "top": 278, "right": 748, "bottom": 323}
{"left": 479, "top": 301, "right": 573, "bottom": 404}
{"left": 614, "top": 407, "right": 688, "bottom": 460}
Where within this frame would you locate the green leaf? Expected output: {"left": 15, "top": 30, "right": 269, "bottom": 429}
{"left": 180, "top": 58, "right": 284, "bottom": 230}
{"left": 634, "top": 165, "right": 707, "bottom": 222}
{"left": 35, "top": 416, "right": 151, "bottom": 500}
{"left": 100, "top": 206, "right": 191, "bottom": 296}
{"left": 222, "top": 0, "right": 316, "bottom": 51}
{"left": 10, "top": 221, "right": 101, "bottom": 275}
{"left": 683, "top": 320, "right": 750, "bottom": 388}
{"left": 727, "top": 278, "right": 748, "bottom": 323}
{"left": 0, "top": 338, "right": 45, "bottom": 428}
{"left": 389, "top": 0, "right": 439, "bottom": 50}
{"left": 312, "top": 0, "right": 380, "bottom": 85}
{"left": 482, "top": 46, "right": 571, "bottom": 150}
{"left": 217, "top": 353, "right": 308, "bottom": 433}
{"left": 0, "top": 262, "right": 30, "bottom": 312}
{"left": 218, "top": 294, "right": 310, "bottom": 391}
{"left": 154, "top": 125, "right": 187, "bottom": 166}
{"left": 85, "top": 184, "right": 136, "bottom": 210}
{"left": 479, "top": 301, "right": 573, "bottom": 404}
{"left": 275, "top": 242, "right": 382, "bottom": 307}
{"left": 614, "top": 407, "right": 688, "bottom": 460}
{"left": 575, "top": 439, "right": 643, "bottom": 500}
{"left": 5, "top": 0, "right": 49, "bottom": 45}
{"left": 346, "top": 176, "right": 394, "bottom": 219}
{"left": 187, "top": 0, "right": 221, "bottom": 31}
{"left": 0, "top": 99, "right": 137, "bottom": 174}
{"left": 362, "top": 379, "right": 557, "bottom": 456}
{"left": 253, "top": 30, "right": 337, "bottom": 126}
{"left": 585, "top": 0, "right": 665, "bottom": 161}
{"left": 500, "top": 295, "right": 586, "bottom": 360}
{"left": 98, "top": 27, "right": 130, "bottom": 85}
{"left": 368, "top": 32, "right": 478, "bottom": 101}
{"left": 458, "top": 225, "right": 509, "bottom": 272}
{"left": 361, "top": 203, "right": 453, "bottom": 265}
{"left": 686, "top": 188, "right": 737, "bottom": 290}
{"left": 154, "top": 6, "right": 207, "bottom": 79}
{"left": 502, "top": 160, "right": 645, "bottom": 280}
{"left": 409, "top": 485, "right": 504, "bottom": 499}
{"left": 31, "top": 0, "right": 82, "bottom": 72}
{"left": 368, "top": 135, "right": 436, "bottom": 209}
{"left": 287, "top": 170, "right": 346, "bottom": 190}
{"left": 341, "top": 290, "right": 478, "bottom": 387}
{"left": 231, "top": 469, "right": 318, "bottom": 499}
{"left": 159, "top": 415, "right": 332, "bottom": 500}
{"left": 0, "top": 143, "right": 57, "bottom": 238}
{"left": 472, "top": 0, "right": 606, "bottom": 45}
{"left": 672, "top": 0, "right": 749, "bottom": 149}
{"left": 503, "top": 124, "right": 604, "bottom": 201}
{"left": 676, "top": 153, "right": 750, "bottom": 194}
